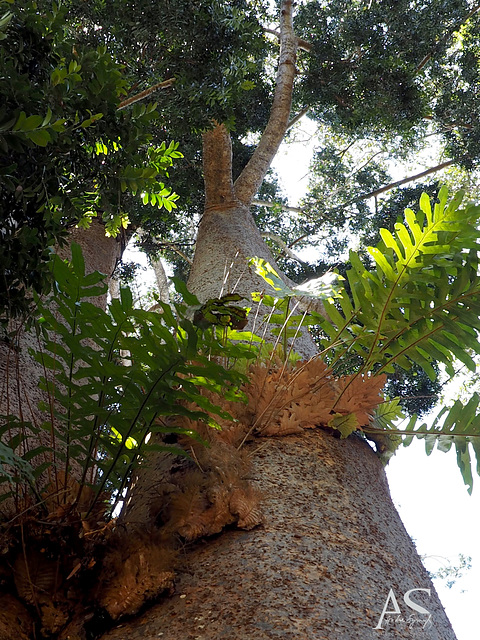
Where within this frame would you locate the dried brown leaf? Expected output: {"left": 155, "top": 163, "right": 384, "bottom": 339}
{"left": 98, "top": 533, "right": 176, "bottom": 619}
{"left": 335, "top": 374, "right": 387, "bottom": 425}
{"left": 229, "top": 487, "right": 263, "bottom": 530}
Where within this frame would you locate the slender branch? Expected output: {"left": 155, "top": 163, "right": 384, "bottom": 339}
{"left": 297, "top": 38, "right": 313, "bottom": 53}
{"left": 117, "top": 78, "right": 176, "bottom": 111}
{"left": 287, "top": 159, "right": 459, "bottom": 247}
{"left": 355, "top": 160, "right": 455, "bottom": 201}
{"left": 261, "top": 232, "right": 307, "bottom": 264}
{"left": 423, "top": 114, "right": 473, "bottom": 131}
{"left": 136, "top": 230, "right": 194, "bottom": 264}
{"left": 152, "top": 240, "right": 194, "bottom": 264}
{"left": 265, "top": 25, "right": 312, "bottom": 52}
{"left": 162, "top": 245, "right": 193, "bottom": 265}
{"left": 253, "top": 198, "right": 304, "bottom": 214}
{"left": 264, "top": 27, "right": 280, "bottom": 39}
{"left": 287, "top": 106, "right": 310, "bottom": 130}
{"left": 339, "top": 140, "right": 356, "bottom": 158}
{"left": 363, "top": 426, "right": 480, "bottom": 439}
{"left": 415, "top": 3, "right": 480, "bottom": 73}
{"left": 347, "top": 149, "right": 385, "bottom": 178}
{"left": 234, "top": 0, "right": 298, "bottom": 205}
{"left": 288, "top": 232, "right": 309, "bottom": 248}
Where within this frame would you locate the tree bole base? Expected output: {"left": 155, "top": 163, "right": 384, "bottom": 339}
{"left": 100, "top": 430, "right": 456, "bottom": 640}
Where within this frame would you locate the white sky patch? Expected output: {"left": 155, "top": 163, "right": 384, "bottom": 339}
{"left": 387, "top": 440, "right": 480, "bottom": 640}
{"left": 271, "top": 117, "right": 318, "bottom": 206}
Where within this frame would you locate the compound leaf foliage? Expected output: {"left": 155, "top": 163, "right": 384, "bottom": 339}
{"left": 253, "top": 188, "right": 480, "bottom": 491}
{"left": 0, "top": 244, "right": 252, "bottom": 507}
{"left": 316, "top": 187, "right": 480, "bottom": 380}
{"left": 317, "top": 187, "right": 480, "bottom": 491}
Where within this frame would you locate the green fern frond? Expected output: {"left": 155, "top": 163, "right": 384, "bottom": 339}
{"left": 316, "top": 187, "right": 480, "bottom": 379}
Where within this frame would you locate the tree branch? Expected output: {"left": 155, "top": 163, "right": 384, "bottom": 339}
{"left": 264, "top": 27, "right": 280, "bottom": 39}
{"left": 356, "top": 160, "right": 455, "bottom": 201}
{"left": 117, "top": 78, "right": 176, "bottom": 111}
{"left": 265, "top": 26, "right": 311, "bottom": 52}
{"left": 234, "top": 0, "right": 298, "bottom": 205}
{"left": 158, "top": 243, "right": 193, "bottom": 265}
{"left": 253, "top": 198, "right": 304, "bottom": 214}
{"left": 261, "top": 232, "right": 307, "bottom": 264}
{"left": 287, "top": 159, "right": 458, "bottom": 248}
{"left": 296, "top": 38, "right": 312, "bottom": 53}
{"left": 287, "top": 106, "right": 310, "bottom": 130}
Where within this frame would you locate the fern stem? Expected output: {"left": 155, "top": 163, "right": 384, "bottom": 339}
{"left": 85, "top": 356, "right": 182, "bottom": 518}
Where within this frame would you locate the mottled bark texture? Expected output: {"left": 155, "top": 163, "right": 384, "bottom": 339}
{"left": 187, "top": 123, "right": 317, "bottom": 357}
{"left": 101, "top": 431, "right": 456, "bottom": 640}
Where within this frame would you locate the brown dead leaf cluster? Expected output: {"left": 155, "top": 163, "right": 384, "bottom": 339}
{"left": 178, "top": 357, "right": 386, "bottom": 442}
{"left": 97, "top": 529, "right": 176, "bottom": 620}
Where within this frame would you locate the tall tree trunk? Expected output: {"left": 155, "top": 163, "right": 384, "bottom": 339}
{"left": 188, "top": 125, "right": 286, "bottom": 300}
{"left": 187, "top": 124, "right": 317, "bottom": 358}
{"left": 102, "top": 430, "right": 456, "bottom": 639}
{"left": 0, "top": 219, "right": 120, "bottom": 426}
{"left": 1, "top": 2, "right": 457, "bottom": 638}
{"left": 100, "top": 2, "right": 456, "bottom": 637}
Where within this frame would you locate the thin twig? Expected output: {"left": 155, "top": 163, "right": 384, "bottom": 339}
{"left": 355, "top": 160, "right": 455, "bottom": 201}
{"left": 117, "top": 78, "right": 176, "bottom": 111}
{"left": 261, "top": 232, "right": 307, "bottom": 264}
{"left": 253, "top": 199, "right": 303, "bottom": 213}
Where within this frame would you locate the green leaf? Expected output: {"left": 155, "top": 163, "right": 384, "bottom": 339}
{"left": 171, "top": 277, "right": 200, "bottom": 306}
{"left": 249, "top": 257, "right": 296, "bottom": 296}
{"left": 329, "top": 413, "right": 359, "bottom": 439}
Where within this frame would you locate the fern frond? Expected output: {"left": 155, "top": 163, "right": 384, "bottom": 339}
{"left": 315, "top": 187, "right": 480, "bottom": 379}
{"left": 364, "top": 395, "right": 480, "bottom": 492}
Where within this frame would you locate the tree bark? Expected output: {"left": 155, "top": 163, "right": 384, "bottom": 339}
{"left": 187, "top": 124, "right": 317, "bottom": 358}
{"left": 0, "top": 219, "right": 121, "bottom": 513}
{"left": 98, "top": 0, "right": 457, "bottom": 635}
{"left": 104, "top": 1, "right": 457, "bottom": 630}
{"left": 0, "top": 219, "right": 120, "bottom": 423}
{"left": 101, "top": 430, "right": 456, "bottom": 640}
